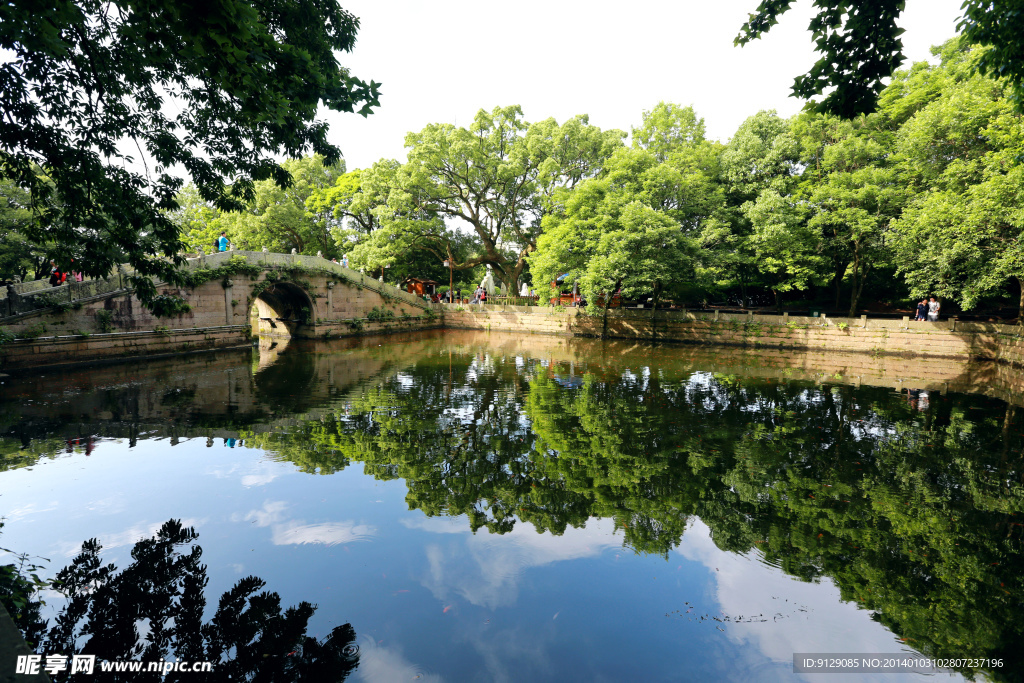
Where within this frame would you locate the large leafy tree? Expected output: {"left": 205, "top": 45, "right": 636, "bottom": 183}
{"left": 172, "top": 155, "right": 345, "bottom": 256}
{"left": 0, "top": 0, "right": 379, "bottom": 305}
{"left": 744, "top": 189, "right": 825, "bottom": 308}
{"left": 890, "top": 40, "right": 1024, "bottom": 316}
{"left": 807, "top": 132, "right": 906, "bottom": 316}
{"left": 735, "top": 0, "right": 1024, "bottom": 117}
{"left": 531, "top": 142, "right": 720, "bottom": 313}
{"left": 219, "top": 155, "right": 345, "bottom": 256}
{"left": 317, "top": 108, "right": 624, "bottom": 291}
{"left": 631, "top": 102, "right": 706, "bottom": 162}
{"left": 716, "top": 110, "right": 802, "bottom": 305}
{"left": 393, "top": 105, "right": 538, "bottom": 291}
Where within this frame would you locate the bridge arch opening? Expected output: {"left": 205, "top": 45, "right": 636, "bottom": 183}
{"left": 251, "top": 281, "right": 316, "bottom": 338}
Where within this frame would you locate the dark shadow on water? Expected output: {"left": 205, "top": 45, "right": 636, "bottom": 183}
{"left": 3, "top": 520, "right": 359, "bottom": 683}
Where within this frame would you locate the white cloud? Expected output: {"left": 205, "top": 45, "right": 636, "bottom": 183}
{"left": 411, "top": 516, "right": 622, "bottom": 609}
{"left": 270, "top": 521, "right": 375, "bottom": 547}
{"left": 400, "top": 516, "right": 472, "bottom": 534}
{"left": 237, "top": 500, "right": 289, "bottom": 527}
{"left": 4, "top": 501, "right": 59, "bottom": 522}
{"left": 241, "top": 471, "right": 280, "bottom": 487}
{"left": 236, "top": 500, "right": 375, "bottom": 546}
{"left": 352, "top": 639, "right": 444, "bottom": 683}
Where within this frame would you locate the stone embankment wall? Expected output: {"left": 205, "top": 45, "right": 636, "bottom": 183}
{"left": 0, "top": 326, "right": 251, "bottom": 372}
{"left": 442, "top": 305, "right": 1024, "bottom": 366}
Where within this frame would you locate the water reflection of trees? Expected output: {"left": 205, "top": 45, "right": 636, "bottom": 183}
{"left": 6, "top": 520, "right": 358, "bottom": 683}
{"left": 250, "top": 351, "right": 1024, "bottom": 681}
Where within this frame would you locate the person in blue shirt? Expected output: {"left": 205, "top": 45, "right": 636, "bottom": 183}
{"left": 217, "top": 232, "right": 229, "bottom": 252}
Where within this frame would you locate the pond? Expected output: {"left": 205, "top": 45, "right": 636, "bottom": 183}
{"left": 1, "top": 330, "right": 1022, "bottom": 682}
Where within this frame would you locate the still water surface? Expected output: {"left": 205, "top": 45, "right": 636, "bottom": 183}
{"left": 1, "top": 331, "right": 1022, "bottom": 682}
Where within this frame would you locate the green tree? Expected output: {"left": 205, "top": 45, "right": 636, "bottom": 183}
{"left": 631, "top": 102, "right": 706, "bottom": 162}
{"left": 0, "top": 0, "right": 379, "bottom": 306}
{"left": 716, "top": 111, "right": 802, "bottom": 306}
{"left": 305, "top": 166, "right": 394, "bottom": 253}
{"left": 216, "top": 155, "right": 345, "bottom": 256}
{"left": 168, "top": 184, "right": 221, "bottom": 254}
{"left": 525, "top": 114, "right": 626, "bottom": 213}
{"left": 325, "top": 108, "right": 625, "bottom": 293}
{"left": 807, "top": 133, "right": 905, "bottom": 316}
{"left": 531, "top": 143, "right": 720, "bottom": 311}
{"left": 889, "top": 42, "right": 1024, "bottom": 316}
{"left": 744, "top": 189, "right": 826, "bottom": 308}
{"left": 578, "top": 202, "right": 697, "bottom": 315}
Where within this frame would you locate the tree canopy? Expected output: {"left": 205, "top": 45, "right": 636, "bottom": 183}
{"left": 0, "top": 0, "right": 379, "bottom": 304}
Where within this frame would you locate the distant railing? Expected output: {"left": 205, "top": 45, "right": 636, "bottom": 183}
{"left": 489, "top": 296, "right": 539, "bottom": 307}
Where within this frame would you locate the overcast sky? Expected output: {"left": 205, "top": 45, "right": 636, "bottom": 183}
{"left": 322, "top": 0, "right": 966, "bottom": 171}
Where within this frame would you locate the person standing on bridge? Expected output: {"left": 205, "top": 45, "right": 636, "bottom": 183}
{"left": 217, "top": 232, "right": 230, "bottom": 252}
{"left": 48, "top": 260, "right": 66, "bottom": 286}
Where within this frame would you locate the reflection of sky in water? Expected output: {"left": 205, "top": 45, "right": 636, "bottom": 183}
{"left": 0, "top": 434, "right": 956, "bottom": 682}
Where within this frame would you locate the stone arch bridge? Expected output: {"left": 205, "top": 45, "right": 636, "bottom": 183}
{"left": 0, "top": 251, "right": 441, "bottom": 371}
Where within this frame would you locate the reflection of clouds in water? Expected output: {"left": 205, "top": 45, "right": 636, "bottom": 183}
{"left": 84, "top": 495, "right": 126, "bottom": 514}
{"left": 5, "top": 501, "right": 59, "bottom": 521}
{"left": 352, "top": 638, "right": 444, "bottom": 683}
{"left": 206, "top": 460, "right": 282, "bottom": 487}
{"left": 237, "top": 500, "right": 288, "bottom": 527}
{"left": 458, "top": 625, "right": 554, "bottom": 683}
{"left": 677, "top": 520, "right": 920, "bottom": 683}
{"left": 236, "top": 500, "right": 374, "bottom": 547}
{"left": 399, "top": 516, "right": 466, "bottom": 534}
{"left": 270, "top": 521, "right": 374, "bottom": 547}
{"left": 240, "top": 470, "right": 279, "bottom": 487}
{"left": 405, "top": 516, "right": 621, "bottom": 609}
{"left": 55, "top": 517, "right": 206, "bottom": 557}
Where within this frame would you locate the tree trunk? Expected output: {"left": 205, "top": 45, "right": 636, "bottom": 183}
{"left": 651, "top": 283, "right": 662, "bottom": 340}
{"left": 1002, "top": 404, "right": 1016, "bottom": 463}
{"left": 601, "top": 279, "right": 621, "bottom": 339}
{"left": 848, "top": 278, "right": 861, "bottom": 318}
{"left": 847, "top": 247, "right": 866, "bottom": 318}
{"left": 848, "top": 261, "right": 871, "bottom": 318}
{"left": 832, "top": 260, "right": 848, "bottom": 310}
{"left": 772, "top": 288, "right": 781, "bottom": 312}
{"left": 1017, "top": 276, "right": 1024, "bottom": 323}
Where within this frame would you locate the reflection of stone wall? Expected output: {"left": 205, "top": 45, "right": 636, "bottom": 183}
{"left": 442, "top": 307, "right": 1024, "bottom": 366}
{"left": 2, "top": 348, "right": 256, "bottom": 425}
{"left": 4, "top": 330, "right": 1024, "bottom": 452}
{"left": 0, "top": 334, "right": 408, "bottom": 434}
{"left": 435, "top": 330, "right": 1024, "bottom": 407}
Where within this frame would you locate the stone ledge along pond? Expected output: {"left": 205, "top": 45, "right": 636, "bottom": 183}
{"left": 1, "top": 330, "right": 1022, "bottom": 682}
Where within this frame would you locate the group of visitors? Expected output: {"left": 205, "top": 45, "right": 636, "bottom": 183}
{"left": 914, "top": 297, "right": 941, "bottom": 321}
{"left": 48, "top": 260, "right": 83, "bottom": 286}
{"left": 469, "top": 286, "right": 487, "bottom": 304}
